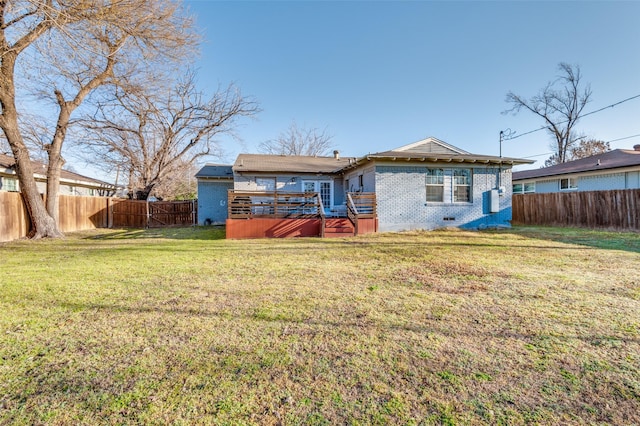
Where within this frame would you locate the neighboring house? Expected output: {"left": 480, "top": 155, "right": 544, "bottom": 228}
{"left": 0, "top": 153, "right": 117, "bottom": 196}
{"left": 198, "top": 137, "right": 533, "bottom": 237}
{"left": 195, "top": 164, "right": 234, "bottom": 224}
{"left": 512, "top": 145, "right": 640, "bottom": 194}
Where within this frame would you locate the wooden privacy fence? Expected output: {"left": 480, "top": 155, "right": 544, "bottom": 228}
{"left": 0, "top": 193, "right": 112, "bottom": 242}
{"left": 111, "top": 199, "right": 197, "bottom": 228}
{"left": 512, "top": 189, "right": 640, "bottom": 230}
{"left": 0, "top": 191, "right": 30, "bottom": 242}
{"left": 1, "top": 194, "right": 197, "bottom": 242}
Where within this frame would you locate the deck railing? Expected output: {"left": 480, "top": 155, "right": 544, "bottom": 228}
{"left": 228, "top": 191, "right": 325, "bottom": 219}
{"left": 346, "top": 192, "right": 377, "bottom": 236}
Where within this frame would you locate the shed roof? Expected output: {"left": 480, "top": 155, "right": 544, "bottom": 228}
{"left": 513, "top": 148, "right": 640, "bottom": 181}
{"left": 195, "top": 164, "right": 233, "bottom": 179}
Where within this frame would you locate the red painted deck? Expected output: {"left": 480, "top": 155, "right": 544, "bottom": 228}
{"left": 225, "top": 217, "right": 378, "bottom": 239}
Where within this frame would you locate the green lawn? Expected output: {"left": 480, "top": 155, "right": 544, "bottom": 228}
{"left": 1, "top": 226, "right": 639, "bottom": 425}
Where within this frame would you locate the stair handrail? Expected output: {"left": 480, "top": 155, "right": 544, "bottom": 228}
{"left": 346, "top": 193, "right": 359, "bottom": 236}
{"left": 315, "top": 192, "right": 326, "bottom": 237}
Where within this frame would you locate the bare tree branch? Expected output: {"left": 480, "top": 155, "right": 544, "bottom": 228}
{"left": 504, "top": 62, "right": 592, "bottom": 164}
{"left": 78, "top": 71, "right": 259, "bottom": 200}
{"left": 0, "top": 0, "right": 198, "bottom": 238}
{"left": 258, "top": 121, "right": 335, "bottom": 156}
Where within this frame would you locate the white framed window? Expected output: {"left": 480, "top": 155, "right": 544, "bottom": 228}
{"left": 453, "top": 169, "right": 472, "bottom": 202}
{"left": 1, "top": 177, "right": 19, "bottom": 192}
{"left": 513, "top": 182, "right": 535, "bottom": 194}
{"left": 425, "top": 168, "right": 444, "bottom": 202}
{"left": 560, "top": 178, "right": 577, "bottom": 190}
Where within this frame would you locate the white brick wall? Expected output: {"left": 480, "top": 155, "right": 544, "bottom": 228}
{"left": 375, "top": 165, "right": 513, "bottom": 231}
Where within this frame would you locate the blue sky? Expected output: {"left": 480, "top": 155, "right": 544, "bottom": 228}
{"left": 185, "top": 1, "right": 640, "bottom": 171}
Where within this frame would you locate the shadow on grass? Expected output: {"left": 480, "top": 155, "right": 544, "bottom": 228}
{"left": 80, "top": 225, "right": 640, "bottom": 255}
{"left": 86, "top": 226, "right": 226, "bottom": 241}
{"left": 59, "top": 300, "right": 640, "bottom": 346}
{"left": 500, "top": 226, "right": 640, "bottom": 254}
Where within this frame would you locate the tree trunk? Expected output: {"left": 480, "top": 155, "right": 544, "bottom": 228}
{"left": 0, "top": 54, "right": 62, "bottom": 238}
{"left": 3, "top": 127, "right": 61, "bottom": 238}
{"left": 45, "top": 102, "right": 71, "bottom": 225}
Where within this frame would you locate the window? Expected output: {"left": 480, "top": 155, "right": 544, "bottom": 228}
{"left": 453, "top": 169, "right": 472, "bottom": 202}
{"left": 0, "top": 177, "right": 19, "bottom": 192}
{"left": 513, "top": 182, "right": 535, "bottom": 194}
{"left": 560, "top": 178, "right": 577, "bottom": 190}
{"left": 255, "top": 177, "right": 276, "bottom": 191}
{"left": 425, "top": 168, "right": 444, "bottom": 202}
{"left": 358, "top": 174, "right": 363, "bottom": 189}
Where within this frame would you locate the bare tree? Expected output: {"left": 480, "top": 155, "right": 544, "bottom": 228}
{"left": 258, "top": 121, "right": 335, "bottom": 156}
{"left": 543, "top": 138, "right": 610, "bottom": 167}
{"left": 0, "top": 0, "right": 196, "bottom": 238}
{"left": 151, "top": 160, "right": 198, "bottom": 201}
{"left": 504, "top": 63, "right": 592, "bottom": 165}
{"left": 569, "top": 138, "right": 610, "bottom": 159}
{"left": 79, "top": 72, "right": 258, "bottom": 200}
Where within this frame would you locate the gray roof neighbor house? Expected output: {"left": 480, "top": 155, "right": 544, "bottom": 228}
{"left": 0, "top": 153, "right": 117, "bottom": 196}
{"left": 512, "top": 146, "right": 640, "bottom": 193}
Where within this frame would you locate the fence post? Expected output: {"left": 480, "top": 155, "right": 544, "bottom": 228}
{"left": 107, "top": 197, "right": 112, "bottom": 228}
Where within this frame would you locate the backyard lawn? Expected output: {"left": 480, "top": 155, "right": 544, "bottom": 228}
{"left": 1, "top": 226, "right": 639, "bottom": 425}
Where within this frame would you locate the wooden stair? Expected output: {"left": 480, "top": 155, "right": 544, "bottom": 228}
{"left": 324, "top": 218, "right": 355, "bottom": 238}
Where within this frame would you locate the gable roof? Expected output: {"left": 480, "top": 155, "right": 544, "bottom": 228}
{"left": 513, "top": 148, "right": 640, "bottom": 181}
{"left": 0, "top": 153, "right": 115, "bottom": 187}
{"left": 195, "top": 164, "right": 233, "bottom": 179}
{"left": 233, "top": 153, "right": 356, "bottom": 174}
{"left": 391, "top": 137, "right": 470, "bottom": 155}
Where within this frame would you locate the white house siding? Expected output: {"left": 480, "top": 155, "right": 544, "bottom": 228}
{"left": 534, "top": 180, "right": 559, "bottom": 193}
{"left": 374, "top": 164, "right": 513, "bottom": 232}
{"left": 233, "top": 174, "right": 299, "bottom": 192}
{"left": 344, "top": 166, "right": 375, "bottom": 193}
{"left": 528, "top": 172, "right": 640, "bottom": 193}
{"left": 363, "top": 166, "right": 376, "bottom": 192}
{"left": 579, "top": 173, "right": 626, "bottom": 191}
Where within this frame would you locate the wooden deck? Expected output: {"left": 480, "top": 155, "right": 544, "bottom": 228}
{"left": 226, "top": 191, "right": 377, "bottom": 239}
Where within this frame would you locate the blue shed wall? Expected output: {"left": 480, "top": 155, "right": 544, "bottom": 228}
{"left": 197, "top": 180, "right": 233, "bottom": 224}
{"left": 375, "top": 164, "right": 513, "bottom": 231}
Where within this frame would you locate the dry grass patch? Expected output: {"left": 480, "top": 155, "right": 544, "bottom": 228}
{"left": 0, "top": 226, "right": 639, "bottom": 424}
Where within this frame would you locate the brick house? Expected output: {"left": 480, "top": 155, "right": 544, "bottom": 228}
{"left": 197, "top": 137, "right": 532, "bottom": 238}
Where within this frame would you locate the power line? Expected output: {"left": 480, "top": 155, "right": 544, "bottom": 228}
{"left": 606, "top": 133, "right": 640, "bottom": 144}
{"left": 514, "top": 132, "right": 640, "bottom": 161}
{"left": 505, "top": 94, "right": 640, "bottom": 141}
